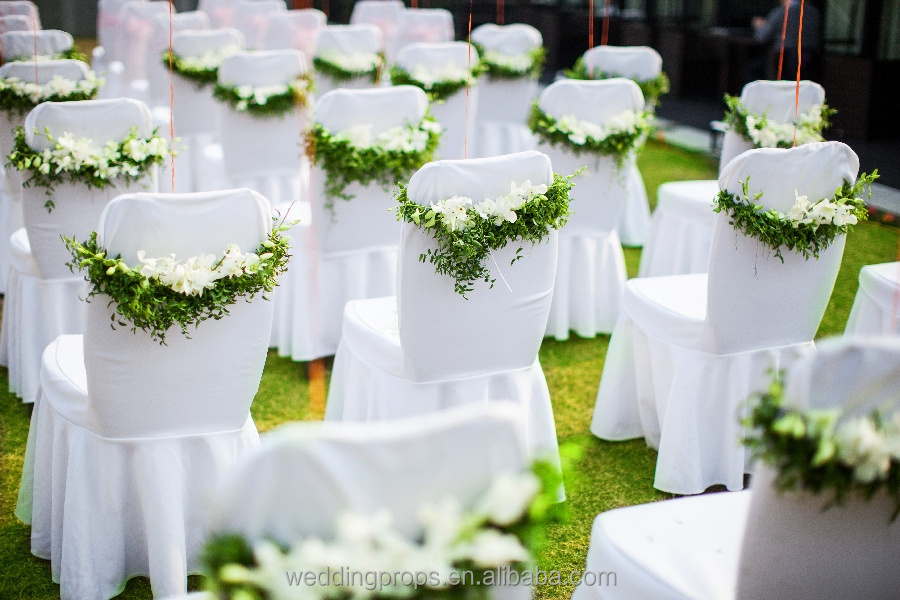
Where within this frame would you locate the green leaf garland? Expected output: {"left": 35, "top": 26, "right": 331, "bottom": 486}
{"left": 213, "top": 74, "right": 314, "bottom": 118}
{"left": 564, "top": 57, "right": 670, "bottom": 108}
{"left": 388, "top": 64, "right": 480, "bottom": 103}
{"left": 0, "top": 71, "right": 102, "bottom": 118}
{"left": 313, "top": 51, "right": 383, "bottom": 83}
{"left": 723, "top": 93, "right": 835, "bottom": 148}
{"left": 161, "top": 47, "right": 237, "bottom": 89}
{"left": 471, "top": 42, "right": 544, "bottom": 80}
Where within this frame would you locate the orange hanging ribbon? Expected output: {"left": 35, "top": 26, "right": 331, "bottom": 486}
{"left": 601, "top": 0, "right": 611, "bottom": 46}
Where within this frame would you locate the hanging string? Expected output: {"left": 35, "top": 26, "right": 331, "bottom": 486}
{"left": 464, "top": 0, "right": 473, "bottom": 158}
{"left": 497, "top": 0, "right": 504, "bottom": 25}
{"left": 588, "top": 0, "right": 594, "bottom": 50}
{"left": 792, "top": 0, "right": 805, "bottom": 147}
{"left": 411, "top": 0, "right": 418, "bottom": 8}
{"left": 601, "top": 0, "right": 611, "bottom": 46}
{"left": 777, "top": 0, "right": 789, "bottom": 80}
{"left": 168, "top": 0, "right": 176, "bottom": 192}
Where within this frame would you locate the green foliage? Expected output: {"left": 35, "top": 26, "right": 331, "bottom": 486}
{"left": 5, "top": 47, "right": 89, "bottom": 63}
{"left": 161, "top": 49, "right": 218, "bottom": 89}
{"left": 564, "top": 58, "right": 670, "bottom": 108}
{"left": 471, "top": 42, "right": 544, "bottom": 80}
{"left": 0, "top": 72, "right": 100, "bottom": 118}
{"left": 213, "top": 74, "right": 314, "bottom": 119}
{"left": 723, "top": 93, "right": 835, "bottom": 147}
{"left": 528, "top": 102, "right": 650, "bottom": 171}
{"left": 395, "top": 171, "right": 576, "bottom": 297}
{"left": 713, "top": 172, "right": 877, "bottom": 261}
{"left": 63, "top": 218, "right": 293, "bottom": 344}
{"left": 313, "top": 53, "right": 382, "bottom": 83}
{"left": 388, "top": 64, "right": 479, "bottom": 103}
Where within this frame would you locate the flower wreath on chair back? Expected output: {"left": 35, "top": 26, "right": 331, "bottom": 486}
{"left": 469, "top": 23, "right": 542, "bottom": 159}
{"left": 262, "top": 8, "right": 327, "bottom": 70}
{"left": 324, "top": 150, "right": 562, "bottom": 475}
{"left": 592, "top": 140, "right": 858, "bottom": 495}
{"left": 0, "top": 29, "right": 73, "bottom": 63}
{"left": 312, "top": 24, "right": 383, "bottom": 97}
{"left": 145, "top": 10, "right": 211, "bottom": 109}
{"left": 269, "top": 85, "right": 430, "bottom": 362}
{"left": 15, "top": 188, "right": 275, "bottom": 600}
{"left": 0, "top": 97, "right": 158, "bottom": 405}
{"left": 537, "top": 78, "right": 641, "bottom": 340}
{"left": 572, "top": 337, "right": 900, "bottom": 600}
{"left": 639, "top": 79, "right": 827, "bottom": 278}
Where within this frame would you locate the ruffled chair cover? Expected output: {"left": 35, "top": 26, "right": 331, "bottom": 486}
{"left": 145, "top": 11, "right": 210, "bottom": 108}
{"left": 349, "top": 0, "right": 403, "bottom": 60}
{"left": 591, "top": 141, "right": 857, "bottom": 494}
{"left": 538, "top": 79, "right": 639, "bottom": 340}
{"left": 639, "top": 80, "right": 826, "bottom": 277}
{"left": 0, "top": 29, "right": 72, "bottom": 61}
{"left": 395, "top": 41, "right": 478, "bottom": 160}
{"left": 0, "top": 13, "right": 35, "bottom": 33}
{"left": 0, "top": 59, "right": 90, "bottom": 293}
{"left": 111, "top": 1, "right": 168, "bottom": 93}
{"left": 0, "top": 0, "right": 38, "bottom": 28}
{"left": 15, "top": 188, "right": 273, "bottom": 600}
{"left": 324, "top": 150, "right": 561, "bottom": 471}
{"left": 313, "top": 24, "right": 383, "bottom": 96}
{"left": 470, "top": 23, "right": 541, "bottom": 158}
{"left": 572, "top": 337, "right": 900, "bottom": 600}
{"left": 844, "top": 261, "right": 900, "bottom": 336}
{"left": 392, "top": 8, "right": 455, "bottom": 62}
{"left": 232, "top": 0, "right": 284, "bottom": 50}
{"left": 0, "top": 98, "right": 157, "bottom": 404}
{"left": 262, "top": 8, "right": 326, "bottom": 69}
{"left": 215, "top": 49, "right": 309, "bottom": 206}
{"left": 269, "top": 85, "right": 427, "bottom": 361}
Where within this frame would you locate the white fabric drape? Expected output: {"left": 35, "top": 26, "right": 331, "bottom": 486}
{"left": 0, "top": 0, "right": 40, "bottom": 28}
{"left": 232, "top": 0, "right": 284, "bottom": 50}
{"left": 392, "top": 8, "right": 455, "bottom": 62}
{"left": 0, "top": 14, "right": 36, "bottom": 33}
{"left": 145, "top": 11, "right": 211, "bottom": 109}
{"left": 262, "top": 8, "right": 326, "bottom": 69}
{"left": 844, "top": 261, "right": 900, "bottom": 336}
{"left": 0, "top": 29, "right": 72, "bottom": 60}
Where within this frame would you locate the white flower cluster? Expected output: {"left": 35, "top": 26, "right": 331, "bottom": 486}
{"left": 316, "top": 49, "right": 381, "bottom": 74}
{"left": 482, "top": 49, "right": 533, "bottom": 74}
{"left": 218, "top": 471, "right": 541, "bottom": 599}
{"left": 554, "top": 110, "right": 645, "bottom": 145}
{"left": 28, "top": 131, "right": 168, "bottom": 180}
{"left": 408, "top": 63, "right": 471, "bottom": 89}
{"left": 334, "top": 118, "right": 441, "bottom": 153}
{"left": 744, "top": 104, "right": 826, "bottom": 148}
{"left": 135, "top": 243, "right": 263, "bottom": 297}
{"left": 230, "top": 78, "right": 309, "bottom": 112}
{"left": 173, "top": 44, "right": 240, "bottom": 71}
{"left": 0, "top": 72, "right": 102, "bottom": 104}
{"left": 430, "top": 180, "right": 549, "bottom": 232}
{"left": 781, "top": 189, "right": 860, "bottom": 229}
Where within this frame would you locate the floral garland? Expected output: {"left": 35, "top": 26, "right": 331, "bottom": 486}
{"left": 0, "top": 71, "right": 102, "bottom": 118}
{"left": 528, "top": 102, "right": 650, "bottom": 170}
{"left": 313, "top": 50, "right": 382, "bottom": 83}
{"left": 744, "top": 372, "right": 900, "bottom": 521}
{"left": 723, "top": 94, "right": 835, "bottom": 148}
{"left": 161, "top": 45, "right": 240, "bottom": 89}
{"left": 713, "top": 172, "right": 877, "bottom": 261}
{"left": 470, "top": 42, "right": 544, "bottom": 80}
{"left": 388, "top": 63, "right": 480, "bottom": 103}
{"left": 7, "top": 126, "right": 169, "bottom": 211}
{"left": 202, "top": 458, "right": 564, "bottom": 600}
{"left": 563, "top": 58, "right": 670, "bottom": 108}
{"left": 213, "top": 74, "right": 314, "bottom": 118}
{"left": 64, "top": 217, "right": 294, "bottom": 344}
{"left": 306, "top": 115, "right": 441, "bottom": 212}
{"left": 395, "top": 172, "right": 576, "bottom": 297}
{"left": 5, "top": 47, "right": 89, "bottom": 63}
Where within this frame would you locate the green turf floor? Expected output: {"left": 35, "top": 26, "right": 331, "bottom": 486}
{"left": 1, "top": 138, "right": 896, "bottom": 599}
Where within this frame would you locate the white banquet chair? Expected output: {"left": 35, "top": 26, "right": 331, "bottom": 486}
{"left": 96, "top": 0, "right": 134, "bottom": 65}
{"left": 324, "top": 150, "right": 561, "bottom": 469}
{"left": 145, "top": 10, "right": 210, "bottom": 108}
{"left": 591, "top": 141, "right": 858, "bottom": 495}
{"left": 470, "top": 23, "right": 542, "bottom": 158}
{"left": 197, "top": 0, "right": 241, "bottom": 29}
{"left": 349, "top": 0, "right": 403, "bottom": 61}
{"left": 639, "top": 79, "right": 826, "bottom": 277}
{"left": 394, "top": 41, "right": 478, "bottom": 160}
{"left": 0, "top": 0, "right": 38, "bottom": 27}
{"left": 269, "top": 85, "right": 428, "bottom": 361}
{"left": 0, "top": 29, "right": 73, "bottom": 62}
{"left": 844, "top": 261, "right": 900, "bottom": 336}
{"left": 0, "top": 98, "right": 157, "bottom": 404}
{"left": 573, "top": 336, "right": 900, "bottom": 600}
{"left": 538, "top": 79, "right": 640, "bottom": 340}
{"left": 391, "top": 7, "right": 455, "bottom": 62}
{"left": 0, "top": 13, "right": 35, "bottom": 33}
{"left": 232, "top": 0, "right": 284, "bottom": 50}
{"left": 111, "top": 1, "right": 169, "bottom": 98}
{"left": 15, "top": 188, "right": 274, "bottom": 600}
{"left": 312, "top": 24, "right": 383, "bottom": 96}
{"left": 262, "top": 8, "right": 326, "bottom": 69}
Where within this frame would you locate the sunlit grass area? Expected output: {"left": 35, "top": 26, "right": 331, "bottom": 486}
{"left": 1, "top": 139, "right": 896, "bottom": 599}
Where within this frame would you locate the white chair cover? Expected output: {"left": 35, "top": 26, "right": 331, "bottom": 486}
{"left": 844, "top": 262, "right": 900, "bottom": 336}
{"left": 349, "top": 0, "right": 403, "bottom": 59}
{"left": 111, "top": 1, "right": 169, "bottom": 92}
{"left": 640, "top": 80, "right": 826, "bottom": 277}
{"left": 324, "top": 150, "right": 562, "bottom": 470}
{"left": 0, "top": 0, "right": 38, "bottom": 28}
{"left": 145, "top": 11, "right": 211, "bottom": 108}
{"left": 591, "top": 141, "right": 857, "bottom": 494}
{"left": 392, "top": 8, "right": 454, "bottom": 62}
{"left": 96, "top": 0, "right": 137, "bottom": 61}
{"left": 15, "top": 188, "right": 273, "bottom": 600}
{"left": 0, "top": 29, "right": 72, "bottom": 61}
{"left": 269, "top": 85, "right": 427, "bottom": 361}
{"left": 313, "top": 24, "right": 383, "bottom": 96}
{"left": 0, "top": 59, "right": 90, "bottom": 293}
{"left": 232, "top": 0, "right": 285, "bottom": 49}
{"left": 197, "top": 0, "right": 240, "bottom": 28}
{"left": 262, "top": 8, "right": 326, "bottom": 69}
{"left": 0, "top": 98, "right": 157, "bottom": 404}
{"left": 470, "top": 23, "right": 541, "bottom": 158}
{"left": 395, "top": 41, "right": 478, "bottom": 160}
{"left": 538, "top": 79, "right": 639, "bottom": 339}
{"left": 573, "top": 337, "right": 900, "bottom": 600}
{"left": 0, "top": 13, "right": 35, "bottom": 33}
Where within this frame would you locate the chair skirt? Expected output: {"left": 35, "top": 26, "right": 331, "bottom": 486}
{"left": 616, "top": 162, "right": 651, "bottom": 247}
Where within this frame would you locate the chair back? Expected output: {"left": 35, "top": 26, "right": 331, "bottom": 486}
{"left": 398, "top": 150, "right": 557, "bottom": 382}
{"left": 208, "top": 402, "right": 529, "bottom": 543}
{"left": 581, "top": 45, "right": 662, "bottom": 80}
{"left": 233, "top": 0, "right": 284, "bottom": 49}
{"left": 216, "top": 49, "right": 307, "bottom": 180}
{"left": 392, "top": 8, "right": 454, "bottom": 61}
{"left": 147, "top": 11, "right": 211, "bottom": 106}
{"left": 84, "top": 188, "right": 274, "bottom": 439}
{"left": 471, "top": 23, "right": 542, "bottom": 124}
{"left": 737, "top": 337, "right": 900, "bottom": 600}
{"left": 21, "top": 98, "right": 156, "bottom": 280}
{"left": 0, "top": 14, "right": 34, "bottom": 34}
{"left": 720, "top": 79, "right": 826, "bottom": 173}
{"left": 197, "top": 0, "right": 240, "bottom": 28}
{"left": 313, "top": 24, "right": 382, "bottom": 95}
{"left": 0, "top": 29, "right": 71, "bottom": 61}
{"left": 96, "top": 0, "right": 135, "bottom": 57}
{"left": 349, "top": 0, "right": 404, "bottom": 45}
{"left": 312, "top": 85, "right": 427, "bottom": 256}
{"left": 113, "top": 1, "right": 168, "bottom": 84}
{"left": 262, "top": 9, "right": 326, "bottom": 68}
{"left": 705, "top": 141, "right": 857, "bottom": 354}
{"left": 396, "top": 41, "right": 477, "bottom": 160}
{"left": 0, "top": 0, "right": 38, "bottom": 27}
{"left": 536, "top": 78, "right": 643, "bottom": 235}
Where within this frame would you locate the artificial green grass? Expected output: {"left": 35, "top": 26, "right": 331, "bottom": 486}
{"left": 0, "top": 141, "right": 896, "bottom": 599}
